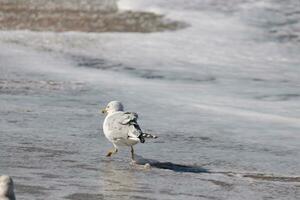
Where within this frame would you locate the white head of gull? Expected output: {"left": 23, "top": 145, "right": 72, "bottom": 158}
{"left": 0, "top": 175, "right": 16, "bottom": 200}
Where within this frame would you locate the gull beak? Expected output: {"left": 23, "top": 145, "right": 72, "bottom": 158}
{"left": 101, "top": 108, "right": 107, "bottom": 114}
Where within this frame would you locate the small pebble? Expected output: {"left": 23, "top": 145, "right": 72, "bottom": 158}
{"left": 144, "top": 163, "right": 151, "bottom": 169}
{"left": 130, "top": 160, "right": 137, "bottom": 165}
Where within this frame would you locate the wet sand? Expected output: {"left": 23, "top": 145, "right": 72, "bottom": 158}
{"left": 0, "top": 44, "right": 299, "bottom": 200}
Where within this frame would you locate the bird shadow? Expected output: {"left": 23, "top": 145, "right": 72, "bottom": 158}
{"left": 134, "top": 155, "right": 210, "bottom": 174}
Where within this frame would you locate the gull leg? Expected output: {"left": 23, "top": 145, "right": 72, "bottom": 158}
{"left": 106, "top": 147, "right": 118, "bottom": 157}
{"left": 130, "top": 146, "right": 135, "bottom": 161}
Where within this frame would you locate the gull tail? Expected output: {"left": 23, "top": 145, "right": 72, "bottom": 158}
{"left": 138, "top": 133, "right": 158, "bottom": 143}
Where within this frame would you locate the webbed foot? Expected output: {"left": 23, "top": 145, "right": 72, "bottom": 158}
{"left": 106, "top": 148, "right": 118, "bottom": 157}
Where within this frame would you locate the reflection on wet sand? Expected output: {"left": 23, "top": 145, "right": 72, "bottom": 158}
{"left": 101, "top": 161, "right": 154, "bottom": 200}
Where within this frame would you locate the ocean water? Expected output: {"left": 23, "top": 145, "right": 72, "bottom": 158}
{"left": 0, "top": 0, "right": 300, "bottom": 199}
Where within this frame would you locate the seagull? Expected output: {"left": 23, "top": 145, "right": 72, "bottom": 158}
{"left": 0, "top": 175, "right": 16, "bottom": 200}
{"left": 101, "top": 101, "right": 157, "bottom": 161}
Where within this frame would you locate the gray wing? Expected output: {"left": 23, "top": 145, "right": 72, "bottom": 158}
{"left": 119, "top": 112, "right": 139, "bottom": 125}
{"left": 106, "top": 112, "right": 142, "bottom": 140}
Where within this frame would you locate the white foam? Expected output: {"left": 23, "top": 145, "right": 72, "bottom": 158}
{"left": 118, "top": 0, "right": 163, "bottom": 13}
{"left": 193, "top": 103, "right": 300, "bottom": 127}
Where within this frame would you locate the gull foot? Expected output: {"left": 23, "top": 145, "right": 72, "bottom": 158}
{"left": 106, "top": 151, "right": 113, "bottom": 157}
{"left": 106, "top": 148, "right": 118, "bottom": 157}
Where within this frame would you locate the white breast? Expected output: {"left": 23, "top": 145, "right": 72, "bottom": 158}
{"left": 103, "top": 115, "right": 113, "bottom": 142}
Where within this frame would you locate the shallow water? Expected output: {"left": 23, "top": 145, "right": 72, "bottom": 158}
{"left": 1, "top": 0, "right": 300, "bottom": 199}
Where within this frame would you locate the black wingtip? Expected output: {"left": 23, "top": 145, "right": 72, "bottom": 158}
{"left": 138, "top": 133, "right": 157, "bottom": 143}
{"left": 138, "top": 134, "right": 145, "bottom": 143}
{"left": 140, "top": 137, "right": 145, "bottom": 143}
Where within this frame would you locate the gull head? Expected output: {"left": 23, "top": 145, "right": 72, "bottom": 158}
{"left": 0, "top": 175, "right": 15, "bottom": 200}
{"left": 101, "top": 101, "right": 124, "bottom": 115}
